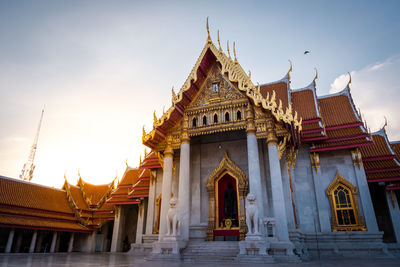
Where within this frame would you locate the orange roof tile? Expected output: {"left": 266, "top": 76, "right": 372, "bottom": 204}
{"left": 318, "top": 93, "right": 359, "bottom": 127}
{"left": 291, "top": 89, "right": 319, "bottom": 120}
{"left": 360, "top": 133, "right": 393, "bottom": 158}
{"left": 260, "top": 81, "right": 289, "bottom": 110}
{"left": 0, "top": 177, "right": 73, "bottom": 214}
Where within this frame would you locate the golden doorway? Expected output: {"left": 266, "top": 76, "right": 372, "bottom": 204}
{"left": 206, "top": 153, "right": 248, "bottom": 241}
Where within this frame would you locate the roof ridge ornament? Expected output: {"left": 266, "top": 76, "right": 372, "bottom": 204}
{"left": 206, "top": 17, "right": 212, "bottom": 44}
{"left": 227, "top": 40, "right": 231, "bottom": 59}
{"left": 347, "top": 71, "right": 352, "bottom": 89}
{"left": 217, "top": 30, "right": 222, "bottom": 51}
{"left": 313, "top": 67, "right": 318, "bottom": 87}
{"left": 382, "top": 116, "right": 388, "bottom": 132}
{"left": 233, "top": 42, "right": 238, "bottom": 63}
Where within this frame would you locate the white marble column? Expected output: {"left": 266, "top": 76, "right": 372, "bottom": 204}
{"left": 5, "top": 228, "right": 14, "bottom": 253}
{"left": 386, "top": 190, "right": 400, "bottom": 243}
{"left": 158, "top": 135, "right": 174, "bottom": 241}
{"left": 352, "top": 154, "right": 379, "bottom": 232}
{"left": 266, "top": 117, "right": 289, "bottom": 241}
{"left": 29, "top": 230, "right": 38, "bottom": 253}
{"left": 68, "top": 233, "right": 74, "bottom": 252}
{"left": 135, "top": 203, "right": 145, "bottom": 243}
{"left": 145, "top": 171, "right": 157, "bottom": 235}
{"left": 310, "top": 160, "right": 331, "bottom": 232}
{"left": 50, "top": 232, "right": 57, "bottom": 253}
{"left": 178, "top": 116, "right": 190, "bottom": 241}
{"left": 111, "top": 205, "right": 125, "bottom": 252}
{"left": 246, "top": 105, "right": 265, "bottom": 236}
{"left": 280, "top": 158, "right": 296, "bottom": 230}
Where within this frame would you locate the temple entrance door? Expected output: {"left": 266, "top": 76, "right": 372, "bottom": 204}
{"left": 206, "top": 153, "right": 249, "bottom": 241}
{"left": 214, "top": 173, "right": 240, "bottom": 241}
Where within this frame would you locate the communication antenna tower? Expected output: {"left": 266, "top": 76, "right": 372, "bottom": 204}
{"left": 19, "top": 108, "right": 45, "bottom": 182}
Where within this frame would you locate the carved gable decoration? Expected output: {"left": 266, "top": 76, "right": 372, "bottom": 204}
{"left": 189, "top": 63, "right": 245, "bottom": 108}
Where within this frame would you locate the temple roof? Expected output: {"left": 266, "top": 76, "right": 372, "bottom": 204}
{"left": 142, "top": 35, "right": 302, "bottom": 150}
{"left": 360, "top": 128, "right": 400, "bottom": 184}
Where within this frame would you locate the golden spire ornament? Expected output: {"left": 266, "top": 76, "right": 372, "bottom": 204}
{"left": 217, "top": 30, "right": 222, "bottom": 51}
{"left": 206, "top": 17, "right": 212, "bottom": 43}
{"left": 233, "top": 42, "right": 238, "bottom": 63}
{"left": 227, "top": 40, "right": 231, "bottom": 59}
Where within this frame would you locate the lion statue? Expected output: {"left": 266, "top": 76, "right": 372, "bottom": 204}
{"left": 246, "top": 193, "right": 259, "bottom": 234}
{"left": 166, "top": 197, "right": 179, "bottom": 236}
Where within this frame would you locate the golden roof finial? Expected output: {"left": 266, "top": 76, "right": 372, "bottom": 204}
{"left": 383, "top": 116, "right": 388, "bottom": 131}
{"left": 347, "top": 71, "right": 352, "bottom": 86}
{"left": 227, "top": 40, "right": 231, "bottom": 59}
{"left": 314, "top": 67, "right": 318, "bottom": 80}
{"left": 233, "top": 42, "right": 237, "bottom": 63}
{"left": 217, "top": 30, "right": 222, "bottom": 51}
{"left": 206, "top": 17, "right": 212, "bottom": 44}
{"left": 126, "top": 158, "right": 128, "bottom": 167}
{"left": 248, "top": 70, "right": 251, "bottom": 80}
{"left": 144, "top": 148, "right": 148, "bottom": 157}
{"left": 64, "top": 170, "right": 68, "bottom": 181}
{"left": 139, "top": 155, "right": 142, "bottom": 165}
{"left": 288, "top": 60, "right": 293, "bottom": 74}
{"left": 153, "top": 111, "right": 157, "bottom": 125}
{"left": 78, "top": 169, "right": 81, "bottom": 179}
{"left": 142, "top": 125, "right": 146, "bottom": 136}
{"left": 172, "top": 86, "right": 176, "bottom": 101}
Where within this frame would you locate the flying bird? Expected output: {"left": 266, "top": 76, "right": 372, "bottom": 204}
{"left": 304, "top": 50, "right": 310, "bottom": 55}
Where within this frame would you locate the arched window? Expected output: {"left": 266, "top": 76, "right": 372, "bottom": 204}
{"left": 237, "top": 110, "right": 242, "bottom": 120}
{"left": 203, "top": 115, "right": 207, "bottom": 126}
{"left": 225, "top": 112, "right": 230, "bottom": 122}
{"left": 326, "top": 171, "right": 366, "bottom": 232}
{"left": 214, "top": 114, "right": 218, "bottom": 124}
{"left": 192, "top": 117, "right": 197, "bottom": 127}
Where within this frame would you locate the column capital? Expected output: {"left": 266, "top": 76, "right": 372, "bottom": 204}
{"left": 245, "top": 104, "right": 256, "bottom": 135}
{"left": 266, "top": 117, "right": 278, "bottom": 145}
{"left": 164, "top": 135, "right": 174, "bottom": 157}
{"left": 181, "top": 115, "right": 190, "bottom": 144}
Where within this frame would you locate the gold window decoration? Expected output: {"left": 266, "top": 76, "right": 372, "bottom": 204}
{"left": 326, "top": 171, "right": 366, "bottom": 232}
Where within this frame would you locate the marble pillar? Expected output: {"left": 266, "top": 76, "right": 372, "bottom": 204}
{"left": 352, "top": 156, "right": 379, "bottom": 233}
{"left": 50, "top": 232, "right": 57, "bottom": 253}
{"left": 135, "top": 203, "right": 145, "bottom": 244}
{"left": 68, "top": 233, "right": 74, "bottom": 252}
{"left": 178, "top": 116, "right": 190, "bottom": 241}
{"left": 280, "top": 158, "right": 296, "bottom": 230}
{"left": 29, "top": 230, "right": 38, "bottom": 253}
{"left": 310, "top": 156, "right": 331, "bottom": 232}
{"left": 246, "top": 105, "right": 265, "bottom": 236}
{"left": 5, "top": 228, "right": 14, "bottom": 253}
{"left": 89, "top": 230, "right": 97, "bottom": 252}
{"left": 111, "top": 205, "right": 125, "bottom": 252}
{"left": 266, "top": 117, "right": 289, "bottom": 241}
{"left": 386, "top": 190, "right": 400, "bottom": 243}
{"left": 145, "top": 171, "right": 157, "bottom": 235}
{"left": 14, "top": 231, "right": 23, "bottom": 253}
{"left": 158, "top": 135, "right": 174, "bottom": 241}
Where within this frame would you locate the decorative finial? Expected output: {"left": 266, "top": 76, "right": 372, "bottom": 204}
{"left": 144, "top": 148, "right": 148, "bottom": 157}
{"left": 126, "top": 158, "right": 128, "bottom": 167}
{"left": 227, "top": 40, "right": 231, "bottom": 59}
{"left": 314, "top": 67, "right": 318, "bottom": 80}
{"left": 153, "top": 111, "right": 157, "bottom": 124}
{"left": 142, "top": 125, "right": 146, "bottom": 136}
{"left": 347, "top": 72, "right": 352, "bottom": 86}
{"left": 139, "top": 155, "right": 142, "bottom": 165}
{"left": 172, "top": 86, "right": 176, "bottom": 100}
{"left": 217, "top": 30, "right": 222, "bottom": 51}
{"left": 206, "top": 17, "right": 212, "bottom": 43}
{"left": 248, "top": 70, "right": 251, "bottom": 79}
{"left": 383, "top": 116, "right": 388, "bottom": 131}
{"left": 64, "top": 170, "right": 67, "bottom": 180}
{"left": 288, "top": 60, "right": 293, "bottom": 74}
{"left": 233, "top": 42, "right": 237, "bottom": 63}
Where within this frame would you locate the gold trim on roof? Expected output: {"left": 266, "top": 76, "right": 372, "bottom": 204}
{"left": 143, "top": 31, "right": 302, "bottom": 146}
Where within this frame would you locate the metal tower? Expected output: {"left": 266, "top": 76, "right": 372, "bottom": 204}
{"left": 19, "top": 108, "right": 45, "bottom": 182}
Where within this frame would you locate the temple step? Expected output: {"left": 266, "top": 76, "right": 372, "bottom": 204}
{"left": 182, "top": 241, "right": 240, "bottom": 262}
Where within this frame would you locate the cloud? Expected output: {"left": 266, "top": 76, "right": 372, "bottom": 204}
{"left": 330, "top": 55, "right": 400, "bottom": 140}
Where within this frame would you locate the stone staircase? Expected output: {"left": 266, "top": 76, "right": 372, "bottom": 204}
{"left": 182, "top": 241, "right": 240, "bottom": 263}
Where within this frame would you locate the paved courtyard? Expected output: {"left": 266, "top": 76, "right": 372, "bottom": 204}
{"left": 0, "top": 253, "right": 400, "bottom": 267}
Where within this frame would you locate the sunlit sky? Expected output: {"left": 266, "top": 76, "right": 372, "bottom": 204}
{"left": 1, "top": 0, "right": 399, "bottom": 188}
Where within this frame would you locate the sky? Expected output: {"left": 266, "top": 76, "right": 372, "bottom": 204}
{"left": 0, "top": 0, "right": 399, "bottom": 188}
